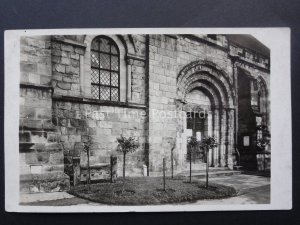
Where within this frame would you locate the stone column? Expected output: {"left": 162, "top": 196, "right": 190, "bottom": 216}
{"left": 214, "top": 109, "right": 219, "bottom": 167}
{"left": 126, "top": 58, "right": 134, "bottom": 102}
{"left": 225, "top": 108, "right": 230, "bottom": 167}
{"left": 79, "top": 55, "right": 85, "bottom": 96}
{"left": 206, "top": 111, "right": 213, "bottom": 166}
{"left": 211, "top": 109, "right": 215, "bottom": 167}
{"left": 221, "top": 109, "right": 227, "bottom": 167}
{"left": 227, "top": 109, "right": 235, "bottom": 169}
{"left": 179, "top": 108, "right": 187, "bottom": 171}
{"left": 217, "top": 109, "right": 222, "bottom": 167}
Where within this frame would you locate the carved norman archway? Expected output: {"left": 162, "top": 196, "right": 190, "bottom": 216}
{"left": 177, "top": 60, "right": 235, "bottom": 168}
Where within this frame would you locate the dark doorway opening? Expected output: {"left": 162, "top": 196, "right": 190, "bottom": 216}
{"left": 186, "top": 112, "right": 207, "bottom": 162}
{"left": 237, "top": 69, "right": 257, "bottom": 170}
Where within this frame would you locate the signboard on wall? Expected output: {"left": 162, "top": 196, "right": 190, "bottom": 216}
{"left": 186, "top": 129, "right": 193, "bottom": 137}
{"left": 196, "top": 131, "right": 201, "bottom": 140}
{"left": 243, "top": 136, "right": 250, "bottom": 146}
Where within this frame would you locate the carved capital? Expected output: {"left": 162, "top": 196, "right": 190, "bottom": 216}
{"left": 126, "top": 58, "right": 134, "bottom": 65}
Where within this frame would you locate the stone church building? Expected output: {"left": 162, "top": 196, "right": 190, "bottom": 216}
{"left": 19, "top": 34, "right": 270, "bottom": 192}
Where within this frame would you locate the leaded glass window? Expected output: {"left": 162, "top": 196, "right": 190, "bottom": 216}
{"left": 91, "top": 36, "right": 120, "bottom": 101}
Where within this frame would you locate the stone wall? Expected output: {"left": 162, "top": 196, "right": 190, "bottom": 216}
{"left": 50, "top": 35, "right": 148, "bottom": 178}
{"left": 51, "top": 36, "right": 85, "bottom": 97}
{"left": 20, "top": 36, "right": 69, "bottom": 193}
{"left": 53, "top": 101, "right": 147, "bottom": 177}
{"left": 148, "top": 35, "right": 178, "bottom": 175}
{"left": 130, "top": 59, "right": 146, "bottom": 104}
{"left": 147, "top": 34, "right": 238, "bottom": 174}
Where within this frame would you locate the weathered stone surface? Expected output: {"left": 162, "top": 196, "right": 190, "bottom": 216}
{"left": 37, "top": 64, "right": 51, "bottom": 75}
{"left": 61, "top": 57, "right": 71, "bottom": 65}
{"left": 57, "top": 81, "right": 71, "bottom": 90}
{"left": 70, "top": 53, "right": 80, "bottom": 60}
{"left": 53, "top": 64, "right": 66, "bottom": 73}
{"left": 74, "top": 47, "right": 85, "bottom": 55}
{"left": 65, "top": 65, "right": 79, "bottom": 75}
{"left": 61, "top": 44, "right": 74, "bottom": 52}
{"left": 52, "top": 49, "right": 62, "bottom": 57}
{"left": 40, "top": 75, "right": 51, "bottom": 85}
{"left": 21, "top": 62, "right": 37, "bottom": 73}
{"left": 20, "top": 172, "right": 70, "bottom": 193}
{"left": 19, "top": 132, "right": 31, "bottom": 143}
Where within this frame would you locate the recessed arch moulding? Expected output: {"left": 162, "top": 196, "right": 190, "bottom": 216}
{"left": 175, "top": 60, "right": 236, "bottom": 170}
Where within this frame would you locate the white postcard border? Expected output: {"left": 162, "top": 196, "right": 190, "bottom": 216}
{"left": 4, "top": 28, "right": 292, "bottom": 212}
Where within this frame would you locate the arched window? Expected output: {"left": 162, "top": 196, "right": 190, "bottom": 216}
{"left": 90, "top": 36, "right": 120, "bottom": 101}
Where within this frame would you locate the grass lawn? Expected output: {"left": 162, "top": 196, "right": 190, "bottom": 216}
{"left": 69, "top": 177, "right": 236, "bottom": 205}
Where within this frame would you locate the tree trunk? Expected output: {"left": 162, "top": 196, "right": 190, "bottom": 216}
{"left": 263, "top": 150, "right": 266, "bottom": 172}
{"left": 163, "top": 158, "right": 166, "bottom": 191}
{"left": 206, "top": 148, "right": 209, "bottom": 189}
{"left": 87, "top": 149, "right": 91, "bottom": 190}
{"left": 121, "top": 152, "right": 127, "bottom": 193}
{"left": 110, "top": 155, "right": 113, "bottom": 183}
{"left": 171, "top": 150, "right": 174, "bottom": 179}
{"left": 123, "top": 152, "right": 126, "bottom": 178}
{"left": 189, "top": 150, "right": 192, "bottom": 183}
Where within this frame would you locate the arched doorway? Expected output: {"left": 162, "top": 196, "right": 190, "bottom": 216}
{"left": 176, "top": 60, "right": 235, "bottom": 171}
{"left": 185, "top": 89, "right": 212, "bottom": 166}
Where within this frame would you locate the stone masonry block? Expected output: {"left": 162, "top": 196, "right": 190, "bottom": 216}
{"left": 21, "top": 62, "right": 37, "bottom": 73}
{"left": 52, "top": 72, "right": 63, "bottom": 81}
{"left": 61, "top": 57, "right": 71, "bottom": 65}
{"left": 21, "top": 119, "right": 43, "bottom": 130}
{"left": 40, "top": 75, "right": 51, "bottom": 85}
{"left": 61, "top": 44, "right": 74, "bottom": 52}
{"left": 61, "top": 51, "right": 70, "bottom": 58}
{"left": 51, "top": 41, "right": 61, "bottom": 49}
{"left": 37, "top": 64, "right": 51, "bottom": 76}
{"left": 53, "top": 64, "right": 66, "bottom": 73}
{"left": 21, "top": 45, "right": 37, "bottom": 56}
{"left": 19, "top": 132, "right": 31, "bottom": 143}
{"left": 52, "top": 49, "right": 62, "bottom": 56}
{"left": 74, "top": 47, "right": 85, "bottom": 55}
{"left": 66, "top": 65, "right": 80, "bottom": 75}
{"left": 20, "top": 106, "right": 36, "bottom": 119}
{"left": 57, "top": 81, "right": 71, "bottom": 90}
{"left": 45, "top": 143, "right": 62, "bottom": 152}
{"left": 68, "top": 135, "right": 81, "bottom": 143}
{"left": 70, "top": 53, "right": 80, "bottom": 60}
{"left": 62, "top": 75, "right": 73, "bottom": 83}
{"left": 71, "top": 83, "right": 80, "bottom": 91}
{"left": 31, "top": 131, "right": 47, "bottom": 143}
{"left": 28, "top": 73, "right": 40, "bottom": 84}
{"left": 71, "top": 59, "right": 80, "bottom": 67}
{"left": 36, "top": 49, "right": 51, "bottom": 57}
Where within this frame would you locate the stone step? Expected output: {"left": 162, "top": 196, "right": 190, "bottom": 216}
{"left": 179, "top": 170, "right": 241, "bottom": 179}
{"left": 188, "top": 167, "right": 231, "bottom": 173}
{"left": 179, "top": 167, "right": 230, "bottom": 174}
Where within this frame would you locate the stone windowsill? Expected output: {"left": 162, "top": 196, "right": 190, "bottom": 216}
{"left": 20, "top": 82, "right": 53, "bottom": 91}
{"left": 52, "top": 94, "right": 147, "bottom": 109}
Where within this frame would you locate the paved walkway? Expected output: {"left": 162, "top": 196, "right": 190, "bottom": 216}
{"left": 195, "top": 174, "right": 270, "bottom": 204}
{"left": 20, "top": 174, "right": 270, "bottom": 206}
